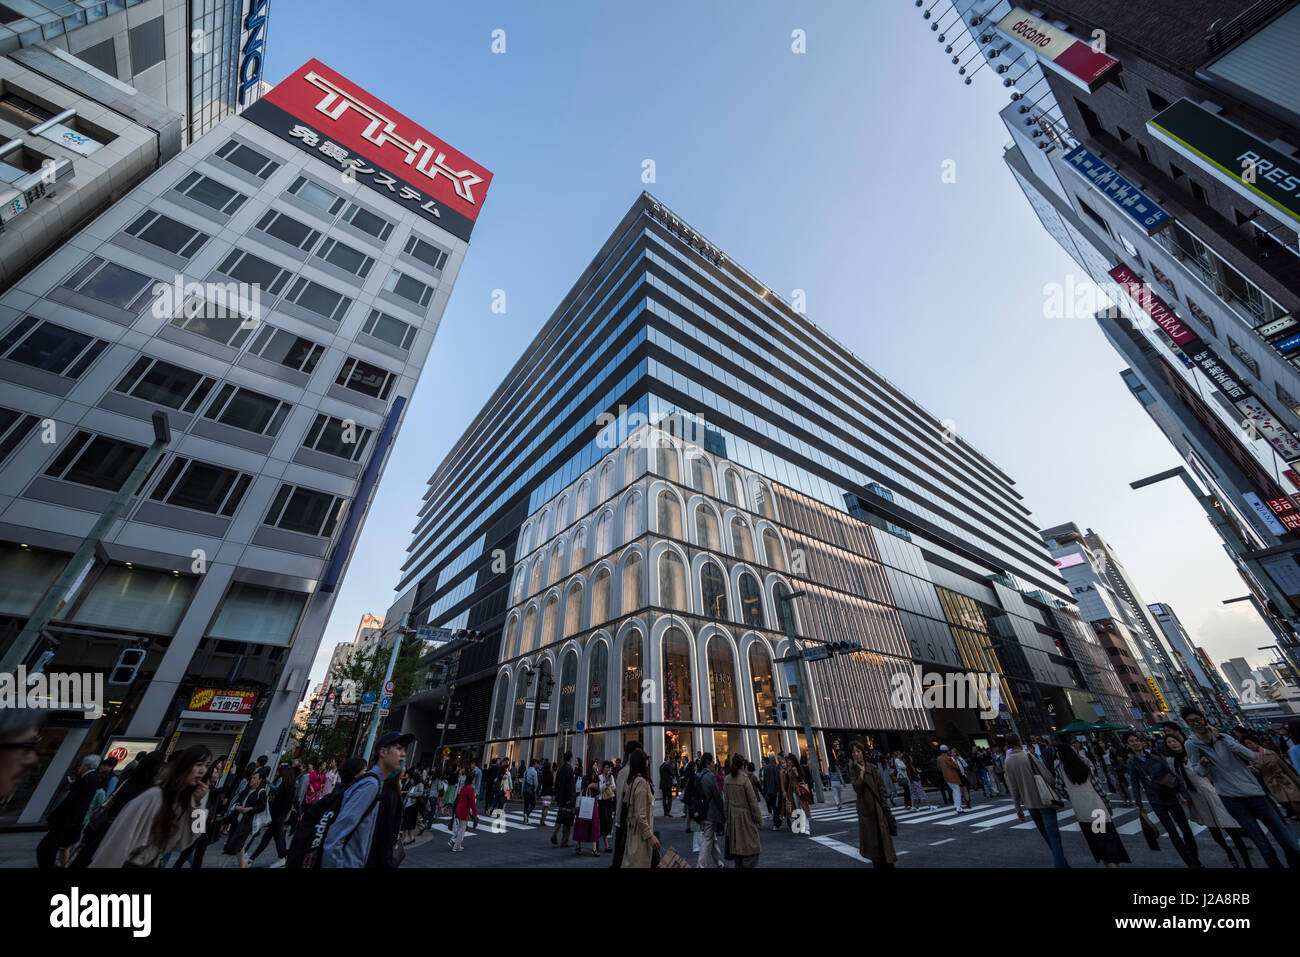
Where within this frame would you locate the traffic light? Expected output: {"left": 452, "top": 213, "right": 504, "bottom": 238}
{"left": 778, "top": 701, "right": 790, "bottom": 723}
{"left": 828, "top": 641, "right": 861, "bottom": 655}
{"left": 108, "top": 648, "right": 146, "bottom": 686}
{"left": 768, "top": 706, "right": 779, "bottom": 723}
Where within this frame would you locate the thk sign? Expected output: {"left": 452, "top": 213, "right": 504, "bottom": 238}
{"left": 244, "top": 59, "right": 492, "bottom": 240}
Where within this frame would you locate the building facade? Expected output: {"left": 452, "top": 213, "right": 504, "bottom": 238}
{"left": 0, "top": 57, "right": 490, "bottom": 820}
{"left": 397, "top": 192, "right": 1130, "bottom": 775}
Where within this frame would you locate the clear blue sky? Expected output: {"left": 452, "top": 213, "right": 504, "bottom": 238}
{"left": 263, "top": 0, "right": 1274, "bottom": 688}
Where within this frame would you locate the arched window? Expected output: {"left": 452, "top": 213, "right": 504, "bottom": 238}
{"left": 708, "top": 635, "right": 738, "bottom": 723}
{"left": 530, "top": 555, "right": 544, "bottom": 595}
{"left": 504, "top": 615, "right": 520, "bottom": 658}
{"left": 520, "top": 523, "right": 533, "bottom": 556}
{"left": 564, "top": 582, "right": 584, "bottom": 637}
{"left": 540, "top": 594, "right": 559, "bottom": 648}
{"left": 511, "top": 669, "right": 530, "bottom": 736}
{"left": 577, "top": 478, "right": 592, "bottom": 517}
{"left": 491, "top": 672, "right": 510, "bottom": 739}
{"left": 731, "top": 517, "right": 755, "bottom": 562}
{"left": 539, "top": 508, "right": 553, "bottom": 544}
{"left": 701, "top": 561, "right": 728, "bottom": 620}
{"left": 621, "top": 552, "right": 644, "bottom": 613}
{"left": 513, "top": 569, "right": 527, "bottom": 603}
{"left": 556, "top": 494, "right": 569, "bottom": 531}
{"left": 689, "top": 455, "right": 715, "bottom": 496}
{"left": 599, "top": 461, "right": 615, "bottom": 503}
{"left": 548, "top": 542, "right": 564, "bottom": 585}
{"left": 622, "top": 629, "right": 645, "bottom": 724}
{"left": 587, "top": 641, "right": 608, "bottom": 727}
{"left": 557, "top": 650, "right": 578, "bottom": 732}
{"left": 623, "top": 490, "right": 644, "bottom": 542}
{"left": 773, "top": 582, "right": 797, "bottom": 635}
{"left": 722, "top": 470, "right": 744, "bottom": 507}
{"left": 762, "top": 528, "right": 785, "bottom": 572}
{"left": 522, "top": 605, "right": 539, "bottom": 653}
{"left": 749, "top": 643, "right": 777, "bottom": 724}
{"left": 655, "top": 438, "right": 679, "bottom": 482}
{"left": 659, "top": 551, "right": 688, "bottom": 611}
{"left": 570, "top": 526, "right": 587, "bottom": 571}
{"left": 754, "top": 482, "right": 775, "bottom": 519}
{"left": 738, "top": 572, "right": 764, "bottom": 626}
{"left": 662, "top": 627, "right": 693, "bottom": 721}
{"left": 595, "top": 511, "right": 613, "bottom": 556}
{"left": 695, "top": 503, "right": 720, "bottom": 551}
{"left": 591, "top": 568, "right": 611, "bottom": 624}
{"left": 657, "top": 490, "right": 683, "bottom": 539}
{"left": 624, "top": 445, "right": 641, "bottom": 485}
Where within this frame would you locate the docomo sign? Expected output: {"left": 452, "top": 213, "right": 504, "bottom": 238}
{"left": 237, "top": 0, "right": 269, "bottom": 107}
{"left": 1108, "top": 264, "right": 1196, "bottom": 346}
{"left": 260, "top": 58, "right": 492, "bottom": 224}
{"left": 995, "top": 8, "right": 1119, "bottom": 91}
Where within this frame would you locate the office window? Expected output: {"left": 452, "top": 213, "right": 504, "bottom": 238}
{"left": 1077, "top": 197, "right": 1112, "bottom": 238}
{"left": 1151, "top": 264, "right": 1176, "bottom": 297}
{"left": 264, "top": 483, "right": 346, "bottom": 537}
{"left": 303, "top": 413, "right": 373, "bottom": 462}
{"left": 248, "top": 325, "right": 324, "bottom": 374}
{"left": 150, "top": 457, "right": 250, "bottom": 515}
{"left": 361, "top": 309, "right": 416, "bottom": 350}
{"left": 314, "top": 238, "right": 374, "bottom": 278}
{"left": 382, "top": 269, "right": 434, "bottom": 308}
{"left": 114, "top": 356, "right": 215, "bottom": 412}
{"left": 0, "top": 143, "right": 47, "bottom": 184}
{"left": 1147, "top": 89, "right": 1171, "bottom": 112}
{"left": 0, "top": 90, "right": 53, "bottom": 127}
{"left": 254, "top": 209, "right": 320, "bottom": 251}
{"left": 214, "top": 138, "right": 279, "bottom": 179}
{"left": 76, "top": 38, "right": 117, "bottom": 78}
{"left": 124, "top": 210, "right": 209, "bottom": 259}
{"left": 202, "top": 383, "right": 291, "bottom": 436}
{"left": 342, "top": 203, "right": 393, "bottom": 240}
{"left": 216, "top": 251, "right": 291, "bottom": 295}
{"left": 1136, "top": 142, "right": 1150, "bottom": 164}
{"left": 128, "top": 16, "right": 165, "bottom": 73}
{"left": 403, "top": 235, "right": 449, "bottom": 271}
{"left": 0, "top": 317, "right": 106, "bottom": 378}
{"left": 1277, "top": 382, "right": 1300, "bottom": 417}
{"left": 287, "top": 176, "right": 345, "bottom": 215}
{"left": 335, "top": 357, "right": 395, "bottom": 400}
{"left": 0, "top": 407, "right": 38, "bottom": 463}
{"left": 1117, "top": 127, "right": 1131, "bottom": 142}
{"left": 61, "top": 256, "right": 154, "bottom": 311}
{"left": 172, "top": 171, "right": 247, "bottom": 215}
{"left": 284, "top": 277, "right": 352, "bottom": 322}
{"left": 1227, "top": 337, "right": 1261, "bottom": 378}
{"left": 45, "top": 431, "right": 146, "bottom": 491}
{"left": 1186, "top": 298, "right": 1216, "bottom": 337}
{"left": 169, "top": 299, "right": 257, "bottom": 349}
{"left": 1170, "top": 162, "right": 1186, "bottom": 181}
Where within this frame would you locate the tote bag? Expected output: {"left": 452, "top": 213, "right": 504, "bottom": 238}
{"left": 579, "top": 795, "right": 596, "bottom": 819}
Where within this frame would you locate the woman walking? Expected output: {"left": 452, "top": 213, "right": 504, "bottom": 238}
{"left": 1055, "top": 735, "right": 1128, "bottom": 867}
{"left": 71, "top": 750, "right": 166, "bottom": 869}
{"left": 220, "top": 767, "right": 269, "bottom": 868}
{"left": 723, "top": 752, "right": 763, "bottom": 867}
{"left": 598, "top": 760, "right": 616, "bottom": 852}
{"left": 620, "top": 749, "right": 658, "bottom": 868}
{"left": 847, "top": 739, "right": 897, "bottom": 868}
{"left": 91, "top": 746, "right": 212, "bottom": 868}
{"left": 1126, "top": 733, "right": 1202, "bottom": 868}
{"left": 1165, "top": 735, "right": 1252, "bottom": 867}
{"left": 904, "top": 753, "right": 934, "bottom": 811}
{"left": 401, "top": 770, "right": 423, "bottom": 845}
{"left": 573, "top": 769, "right": 602, "bottom": 856}
{"left": 249, "top": 764, "right": 296, "bottom": 867}
{"left": 1244, "top": 734, "right": 1300, "bottom": 818}
{"left": 538, "top": 758, "right": 555, "bottom": 827}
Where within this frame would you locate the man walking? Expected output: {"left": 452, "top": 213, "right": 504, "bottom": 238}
{"left": 696, "top": 752, "right": 726, "bottom": 868}
{"left": 551, "top": 751, "right": 577, "bottom": 848}
{"left": 322, "top": 732, "right": 413, "bottom": 868}
{"left": 761, "top": 753, "right": 783, "bottom": 830}
{"left": 1183, "top": 706, "right": 1299, "bottom": 867}
{"left": 522, "top": 759, "right": 539, "bottom": 823}
{"left": 37, "top": 754, "right": 101, "bottom": 868}
{"left": 659, "top": 755, "right": 676, "bottom": 818}
{"left": 1003, "top": 733, "right": 1069, "bottom": 868}
{"left": 937, "top": 746, "right": 965, "bottom": 813}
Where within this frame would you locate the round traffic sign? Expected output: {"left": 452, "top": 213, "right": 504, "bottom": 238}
{"left": 576, "top": 720, "right": 585, "bottom": 732}
{"left": 384, "top": 679, "right": 395, "bottom": 695}
{"left": 361, "top": 691, "right": 376, "bottom": 705}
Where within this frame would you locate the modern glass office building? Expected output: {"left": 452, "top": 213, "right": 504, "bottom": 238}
{"left": 400, "top": 193, "right": 1128, "bottom": 772}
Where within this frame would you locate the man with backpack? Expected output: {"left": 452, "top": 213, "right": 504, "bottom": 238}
{"left": 320, "top": 733, "right": 413, "bottom": 868}
{"left": 693, "top": 752, "right": 726, "bottom": 868}
{"left": 285, "top": 757, "right": 366, "bottom": 868}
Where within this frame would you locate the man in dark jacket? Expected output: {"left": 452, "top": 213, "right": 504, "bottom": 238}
{"left": 37, "top": 754, "right": 102, "bottom": 868}
{"left": 695, "top": 753, "right": 726, "bottom": 868}
{"left": 550, "top": 751, "right": 577, "bottom": 847}
{"left": 761, "top": 754, "right": 783, "bottom": 831}
{"left": 658, "top": 757, "right": 676, "bottom": 818}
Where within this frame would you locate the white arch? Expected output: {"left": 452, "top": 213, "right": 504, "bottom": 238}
{"left": 749, "top": 476, "right": 778, "bottom": 521}
{"left": 729, "top": 562, "right": 766, "bottom": 628}
{"left": 648, "top": 480, "right": 686, "bottom": 537}
{"left": 561, "top": 575, "right": 586, "bottom": 638}
{"left": 684, "top": 448, "right": 717, "bottom": 496}
{"left": 754, "top": 519, "right": 789, "bottom": 570}
{"left": 687, "top": 495, "right": 724, "bottom": 551}
{"left": 615, "top": 544, "right": 647, "bottom": 617}
{"left": 719, "top": 465, "right": 746, "bottom": 509}
{"left": 689, "top": 551, "right": 731, "bottom": 620}
{"left": 694, "top": 622, "right": 736, "bottom": 726}
{"left": 648, "top": 539, "right": 691, "bottom": 612}
{"left": 619, "top": 486, "right": 645, "bottom": 545}
{"left": 650, "top": 614, "right": 699, "bottom": 728}
{"left": 768, "top": 574, "right": 802, "bottom": 634}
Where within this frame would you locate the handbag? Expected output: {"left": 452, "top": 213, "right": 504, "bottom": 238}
{"left": 1029, "top": 757, "right": 1064, "bottom": 810}
{"left": 388, "top": 837, "right": 406, "bottom": 868}
{"left": 1138, "top": 808, "right": 1161, "bottom": 851}
{"left": 883, "top": 805, "right": 899, "bottom": 836}
{"left": 796, "top": 782, "right": 811, "bottom": 804}
{"left": 557, "top": 805, "right": 576, "bottom": 826}
{"left": 578, "top": 795, "right": 596, "bottom": 819}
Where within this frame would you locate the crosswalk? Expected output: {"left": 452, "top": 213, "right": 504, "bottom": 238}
{"left": 421, "top": 807, "right": 538, "bottom": 839}
{"left": 805, "top": 799, "right": 1211, "bottom": 838}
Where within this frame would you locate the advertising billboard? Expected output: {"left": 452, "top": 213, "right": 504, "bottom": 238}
{"left": 187, "top": 687, "right": 257, "bottom": 715}
{"left": 1063, "top": 146, "right": 1171, "bottom": 234}
{"left": 994, "top": 8, "right": 1120, "bottom": 91}
{"left": 1108, "top": 264, "right": 1197, "bottom": 346}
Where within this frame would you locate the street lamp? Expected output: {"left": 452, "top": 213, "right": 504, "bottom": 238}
{"left": 774, "top": 589, "right": 826, "bottom": 803}
{"left": 1, "top": 411, "right": 171, "bottom": 673}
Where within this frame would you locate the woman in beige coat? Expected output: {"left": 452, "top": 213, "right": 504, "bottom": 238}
{"left": 722, "top": 753, "right": 763, "bottom": 867}
{"left": 620, "top": 749, "right": 658, "bottom": 869}
{"left": 1245, "top": 736, "right": 1300, "bottom": 816}
{"left": 91, "top": 745, "right": 212, "bottom": 868}
{"left": 847, "top": 739, "right": 897, "bottom": 867}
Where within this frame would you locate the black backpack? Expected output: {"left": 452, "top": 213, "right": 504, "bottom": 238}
{"left": 688, "top": 771, "right": 710, "bottom": 823}
{"left": 286, "top": 771, "right": 380, "bottom": 869}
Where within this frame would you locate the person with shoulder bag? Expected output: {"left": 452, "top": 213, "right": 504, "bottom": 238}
{"left": 1125, "top": 732, "right": 1202, "bottom": 868}
{"left": 847, "top": 739, "right": 897, "bottom": 868}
